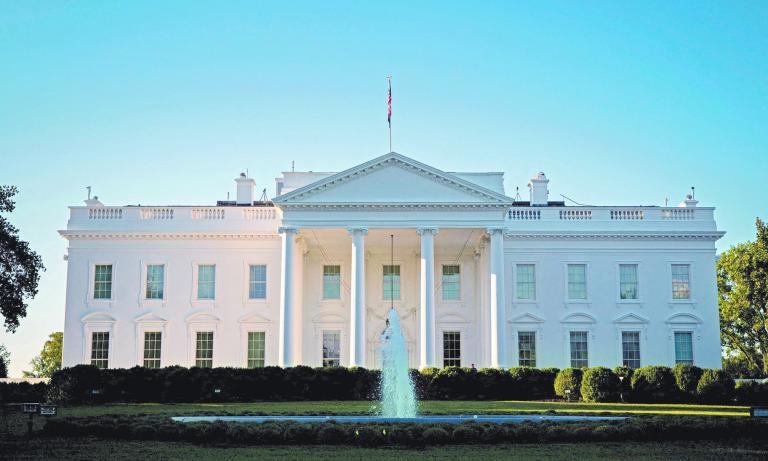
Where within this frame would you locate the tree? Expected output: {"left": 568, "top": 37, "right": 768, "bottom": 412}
{"left": 718, "top": 218, "right": 768, "bottom": 375}
{"left": 0, "top": 185, "right": 45, "bottom": 332}
{"left": 24, "top": 332, "right": 63, "bottom": 378}
{"left": 0, "top": 344, "right": 9, "bottom": 378}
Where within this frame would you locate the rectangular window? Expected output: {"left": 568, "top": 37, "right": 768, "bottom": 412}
{"left": 443, "top": 331, "right": 461, "bottom": 367}
{"left": 672, "top": 264, "right": 691, "bottom": 300}
{"left": 383, "top": 265, "right": 401, "bottom": 300}
{"left": 143, "top": 332, "right": 162, "bottom": 368}
{"left": 619, "top": 264, "right": 639, "bottom": 300}
{"left": 674, "top": 331, "right": 693, "bottom": 364}
{"left": 442, "top": 265, "right": 461, "bottom": 300}
{"left": 93, "top": 264, "right": 113, "bottom": 299}
{"left": 518, "top": 331, "right": 537, "bottom": 367}
{"left": 567, "top": 264, "right": 587, "bottom": 300}
{"left": 145, "top": 264, "right": 165, "bottom": 299}
{"left": 247, "top": 331, "right": 265, "bottom": 368}
{"left": 197, "top": 264, "right": 216, "bottom": 300}
{"left": 570, "top": 331, "right": 589, "bottom": 368}
{"left": 516, "top": 264, "right": 536, "bottom": 300}
{"left": 322, "top": 330, "right": 341, "bottom": 367}
{"left": 249, "top": 264, "right": 267, "bottom": 299}
{"left": 90, "top": 332, "right": 109, "bottom": 369}
{"left": 195, "top": 331, "right": 214, "bottom": 368}
{"left": 323, "top": 265, "right": 341, "bottom": 300}
{"left": 621, "top": 331, "right": 641, "bottom": 368}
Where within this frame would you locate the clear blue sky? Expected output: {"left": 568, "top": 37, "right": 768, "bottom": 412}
{"left": 1, "top": 1, "right": 766, "bottom": 376}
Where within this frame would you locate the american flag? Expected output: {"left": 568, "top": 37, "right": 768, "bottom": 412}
{"left": 387, "top": 79, "right": 392, "bottom": 127}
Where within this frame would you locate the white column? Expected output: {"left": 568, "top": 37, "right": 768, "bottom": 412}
{"left": 488, "top": 227, "right": 506, "bottom": 368}
{"left": 417, "top": 227, "right": 438, "bottom": 369}
{"left": 278, "top": 226, "right": 298, "bottom": 367}
{"left": 348, "top": 227, "right": 368, "bottom": 368}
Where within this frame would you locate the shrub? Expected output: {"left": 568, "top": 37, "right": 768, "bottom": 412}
{"left": 451, "top": 424, "right": 478, "bottom": 443}
{"left": 429, "top": 367, "right": 471, "bottom": 399}
{"left": 696, "top": 369, "right": 735, "bottom": 404}
{"left": 613, "top": 366, "right": 633, "bottom": 401}
{"left": 580, "top": 367, "right": 620, "bottom": 402}
{"left": 421, "top": 427, "right": 449, "bottom": 444}
{"left": 735, "top": 381, "right": 768, "bottom": 405}
{"left": 673, "top": 364, "right": 703, "bottom": 398}
{"left": 317, "top": 425, "right": 349, "bottom": 444}
{"left": 554, "top": 368, "right": 583, "bottom": 399}
{"left": 629, "top": 366, "right": 677, "bottom": 403}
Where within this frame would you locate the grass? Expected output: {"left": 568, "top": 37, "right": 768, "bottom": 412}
{"left": 1, "top": 439, "right": 767, "bottom": 461}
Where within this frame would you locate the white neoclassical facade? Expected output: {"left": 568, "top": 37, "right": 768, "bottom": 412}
{"left": 60, "top": 153, "right": 725, "bottom": 371}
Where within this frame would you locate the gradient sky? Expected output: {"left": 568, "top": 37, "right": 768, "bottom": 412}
{"left": 1, "top": 1, "right": 766, "bottom": 376}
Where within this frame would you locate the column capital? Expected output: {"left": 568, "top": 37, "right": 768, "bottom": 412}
{"left": 486, "top": 226, "right": 505, "bottom": 236}
{"left": 278, "top": 226, "right": 299, "bottom": 235}
{"left": 347, "top": 226, "right": 369, "bottom": 236}
{"left": 416, "top": 227, "right": 439, "bottom": 236}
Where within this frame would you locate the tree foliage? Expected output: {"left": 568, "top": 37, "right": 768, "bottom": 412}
{"left": 718, "top": 218, "right": 768, "bottom": 374}
{"left": 0, "top": 344, "right": 9, "bottom": 378}
{"left": 24, "top": 331, "right": 63, "bottom": 378}
{"left": 0, "top": 185, "right": 45, "bottom": 332}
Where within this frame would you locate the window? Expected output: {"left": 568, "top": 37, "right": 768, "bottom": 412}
{"left": 247, "top": 331, "right": 265, "bottom": 368}
{"left": 197, "top": 265, "right": 216, "bottom": 300}
{"left": 443, "top": 331, "right": 461, "bottom": 367}
{"left": 146, "top": 264, "right": 165, "bottom": 299}
{"left": 93, "top": 264, "right": 113, "bottom": 299}
{"left": 518, "top": 331, "right": 537, "bottom": 367}
{"left": 323, "top": 265, "right": 341, "bottom": 300}
{"left": 672, "top": 264, "right": 691, "bottom": 300}
{"left": 383, "top": 265, "right": 401, "bottom": 300}
{"left": 567, "top": 264, "right": 587, "bottom": 300}
{"left": 90, "top": 332, "right": 109, "bottom": 369}
{"left": 516, "top": 264, "right": 536, "bottom": 300}
{"left": 322, "top": 330, "right": 341, "bottom": 367}
{"left": 249, "top": 265, "right": 267, "bottom": 299}
{"left": 621, "top": 331, "right": 641, "bottom": 368}
{"left": 143, "top": 332, "right": 162, "bottom": 368}
{"left": 442, "top": 265, "right": 461, "bottom": 300}
{"left": 674, "top": 332, "right": 693, "bottom": 364}
{"left": 570, "top": 331, "right": 589, "bottom": 368}
{"left": 195, "top": 332, "right": 214, "bottom": 368}
{"left": 619, "top": 264, "right": 639, "bottom": 300}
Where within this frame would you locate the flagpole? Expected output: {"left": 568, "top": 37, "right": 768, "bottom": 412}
{"left": 387, "top": 76, "right": 392, "bottom": 153}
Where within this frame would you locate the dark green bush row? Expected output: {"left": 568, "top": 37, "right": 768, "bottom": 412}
{"left": 0, "top": 382, "right": 49, "bottom": 403}
{"left": 43, "top": 415, "right": 768, "bottom": 446}
{"left": 555, "top": 364, "right": 747, "bottom": 404}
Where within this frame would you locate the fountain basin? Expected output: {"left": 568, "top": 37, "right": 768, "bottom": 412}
{"left": 171, "top": 415, "right": 626, "bottom": 424}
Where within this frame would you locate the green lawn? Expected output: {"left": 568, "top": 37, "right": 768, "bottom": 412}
{"left": 1, "top": 439, "right": 767, "bottom": 461}
{"left": 47, "top": 400, "right": 750, "bottom": 418}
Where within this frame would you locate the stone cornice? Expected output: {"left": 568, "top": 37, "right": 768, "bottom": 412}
{"left": 278, "top": 202, "right": 510, "bottom": 210}
{"left": 58, "top": 231, "right": 281, "bottom": 241}
{"left": 504, "top": 231, "right": 726, "bottom": 241}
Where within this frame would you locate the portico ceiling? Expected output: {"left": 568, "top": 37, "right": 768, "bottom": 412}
{"left": 301, "top": 227, "right": 484, "bottom": 253}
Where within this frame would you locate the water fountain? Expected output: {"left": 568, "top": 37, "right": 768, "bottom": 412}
{"left": 378, "top": 308, "right": 417, "bottom": 418}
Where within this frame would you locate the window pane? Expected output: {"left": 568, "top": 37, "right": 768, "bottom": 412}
{"left": 247, "top": 331, "right": 265, "bottom": 368}
{"left": 197, "top": 265, "right": 216, "bottom": 299}
{"left": 443, "top": 331, "right": 461, "bottom": 367}
{"left": 620, "top": 264, "right": 639, "bottom": 300}
{"left": 143, "top": 332, "right": 162, "bottom": 368}
{"left": 146, "top": 264, "right": 165, "bottom": 299}
{"left": 567, "top": 264, "right": 587, "bottom": 300}
{"left": 516, "top": 264, "right": 536, "bottom": 300}
{"left": 518, "top": 331, "right": 536, "bottom": 367}
{"left": 674, "top": 332, "right": 693, "bottom": 364}
{"left": 672, "top": 264, "right": 691, "bottom": 300}
{"left": 249, "top": 264, "right": 267, "bottom": 299}
{"left": 383, "top": 265, "right": 401, "bottom": 300}
{"left": 94, "top": 264, "right": 113, "bottom": 299}
{"left": 322, "top": 331, "right": 341, "bottom": 367}
{"left": 442, "top": 265, "right": 461, "bottom": 300}
{"left": 569, "top": 331, "right": 589, "bottom": 368}
{"left": 90, "top": 332, "right": 110, "bottom": 369}
{"left": 323, "top": 265, "right": 341, "bottom": 300}
{"left": 621, "top": 331, "right": 641, "bottom": 368}
{"left": 195, "top": 331, "right": 214, "bottom": 368}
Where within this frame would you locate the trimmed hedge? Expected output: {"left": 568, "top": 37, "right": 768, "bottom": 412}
{"left": 735, "top": 380, "right": 768, "bottom": 405}
{"left": 580, "top": 367, "right": 620, "bottom": 402}
{"left": 673, "top": 364, "right": 703, "bottom": 400}
{"left": 629, "top": 366, "right": 678, "bottom": 403}
{"left": 696, "top": 369, "right": 735, "bottom": 404}
{"left": 43, "top": 415, "right": 768, "bottom": 446}
{"left": 554, "top": 368, "right": 582, "bottom": 398}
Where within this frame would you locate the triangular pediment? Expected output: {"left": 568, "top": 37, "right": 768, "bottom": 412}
{"left": 509, "top": 313, "right": 546, "bottom": 324}
{"left": 613, "top": 313, "right": 649, "bottom": 324}
{"left": 273, "top": 153, "right": 512, "bottom": 206}
{"left": 238, "top": 312, "right": 273, "bottom": 324}
{"left": 134, "top": 312, "right": 168, "bottom": 323}
{"left": 81, "top": 311, "right": 117, "bottom": 323}
{"left": 185, "top": 312, "right": 221, "bottom": 323}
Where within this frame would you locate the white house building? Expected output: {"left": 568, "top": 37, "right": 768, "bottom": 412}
{"left": 60, "top": 152, "right": 725, "bottom": 371}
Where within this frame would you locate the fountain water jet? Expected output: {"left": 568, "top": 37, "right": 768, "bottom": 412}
{"left": 378, "top": 307, "right": 418, "bottom": 418}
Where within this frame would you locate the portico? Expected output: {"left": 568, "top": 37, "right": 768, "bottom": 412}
{"left": 272, "top": 153, "right": 513, "bottom": 369}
